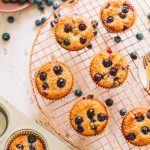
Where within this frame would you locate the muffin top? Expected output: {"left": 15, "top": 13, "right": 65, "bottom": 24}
{"left": 55, "top": 14, "right": 93, "bottom": 51}
{"left": 35, "top": 61, "right": 73, "bottom": 100}
{"left": 70, "top": 95, "right": 109, "bottom": 136}
{"left": 90, "top": 51, "right": 129, "bottom": 88}
{"left": 100, "top": 0, "right": 136, "bottom": 32}
{"left": 122, "top": 108, "right": 150, "bottom": 146}
{"left": 7, "top": 133, "right": 45, "bottom": 150}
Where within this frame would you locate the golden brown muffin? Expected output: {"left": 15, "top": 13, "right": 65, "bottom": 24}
{"left": 35, "top": 61, "right": 73, "bottom": 100}
{"left": 70, "top": 95, "right": 109, "bottom": 136}
{"left": 90, "top": 50, "right": 129, "bottom": 88}
{"left": 122, "top": 108, "right": 150, "bottom": 146}
{"left": 7, "top": 132, "right": 46, "bottom": 150}
{"left": 55, "top": 14, "right": 93, "bottom": 51}
{"left": 100, "top": 0, "right": 136, "bottom": 33}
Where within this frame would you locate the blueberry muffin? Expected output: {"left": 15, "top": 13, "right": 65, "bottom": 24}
{"left": 70, "top": 95, "right": 109, "bottom": 136}
{"left": 7, "top": 131, "right": 46, "bottom": 150}
{"left": 55, "top": 15, "right": 93, "bottom": 51}
{"left": 35, "top": 61, "right": 73, "bottom": 100}
{"left": 90, "top": 51, "right": 129, "bottom": 88}
{"left": 122, "top": 108, "right": 150, "bottom": 146}
{"left": 100, "top": 0, "right": 136, "bottom": 33}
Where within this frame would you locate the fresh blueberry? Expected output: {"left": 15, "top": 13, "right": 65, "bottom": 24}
{"left": 97, "top": 113, "right": 107, "bottom": 122}
{"left": 16, "top": 144, "right": 24, "bottom": 149}
{"left": 87, "top": 109, "right": 95, "bottom": 119}
{"left": 93, "top": 30, "right": 98, "bottom": 36}
{"left": 75, "top": 116, "right": 83, "bottom": 125}
{"left": 41, "top": 17, "right": 46, "bottom": 24}
{"left": 39, "top": 72, "right": 47, "bottom": 81}
{"left": 46, "top": 0, "right": 54, "bottom": 6}
{"left": 35, "top": 19, "right": 41, "bottom": 26}
{"left": 106, "top": 16, "right": 114, "bottom": 23}
{"left": 57, "top": 78, "right": 66, "bottom": 88}
{"left": 130, "top": 51, "right": 138, "bottom": 60}
{"left": 64, "top": 24, "right": 72, "bottom": 33}
{"left": 77, "top": 125, "right": 84, "bottom": 132}
{"left": 42, "top": 83, "right": 49, "bottom": 90}
{"left": 87, "top": 43, "right": 92, "bottom": 49}
{"left": 110, "top": 67, "right": 118, "bottom": 76}
{"left": 105, "top": 98, "right": 113, "bottom": 107}
{"left": 7, "top": 16, "right": 14, "bottom": 23}
{"left": 63, "top": 39, "right": 71, "bottom": 46}
{"left": 102, "top": 59, "right": 112, "bottom": 68}
{"left": 135, "top": 115, "right": 144, "bottom": 122}
{"left": 122, "top": 6, "right": 129, "bottom": 13}
{"left": 74, "top": 89, "right": 83, "bottom": 97}
{"left": 94, "top": 73, "right": 103, "bottom": 83}
{"left": 147, "top": 111, "right": 150, "bottom": 119}
{"left": 80, "top": 37, "right": 87, "bottom": 44}
{"left": 119, "top": 12, "right": 126, "bottom": 19}
{"left": 18, "top": 0, "right": 26, "bottom": 3}
{"left": 37, "top": 2, "right": 45, "bottom": 11}
{"left": 136, "top": 32, "right": 144, "bottom": 41}
{"left": 114, "top": 36, "right": 121, "bottom": 43}
{"left": 126, "top": 133, "right": 136, "bottom": 140}
{"left": 120, "top": 109, "right": 127, "bottom": 116}
{"left": 54, "top": 12, "right": 61, "bottom": 18}
{"left": 53, "top": 1, "right": 60, "bottom": 10}
{"left": 28, "top": 135, "right": 36, "bottom": 143}
{"left": 2, "top": 33, "right": 10, "bottom": 41}
{"left": 53, "top": 65, "right": 63, "bottom": 75}
{"left": 79, "top": 23, "right": 87, "bottom": 31}
{"left": 141, "top": 126, "right": 149, "bottom": 135}
{"left": 29, "top": 145, "right": 36, "bottom": 150}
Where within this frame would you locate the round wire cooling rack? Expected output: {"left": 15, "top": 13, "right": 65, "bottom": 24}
{"left": 29, "top": 0, "right": 150, "bottom": 149}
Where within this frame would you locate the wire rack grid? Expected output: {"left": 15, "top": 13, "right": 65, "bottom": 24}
{"left": 29, "top": 0, "right": 150, "bottom": 149}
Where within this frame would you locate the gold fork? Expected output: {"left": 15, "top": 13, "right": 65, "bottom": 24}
{"left": 143, "top": 52, "right": 150, "bottom": 94}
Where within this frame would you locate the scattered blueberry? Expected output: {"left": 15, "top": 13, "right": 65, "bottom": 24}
{"left": 75, "top": 116, "right": 83, "bottom": 125}
{"left": 54, "top": 12, "right": 61, "bottom": 18}
{"left": 130, "top": 51, "right": 138, "bottom": 60}
{"left": 7, "top": 16, "right": 15, "bottom": 23}
{"left": 39, "top": 72, "right": 47, "bottom": 81}
{"left": 79, "top": 23, "right": 87, "bottom": 31}
{"left": 57, "top": 78, "right": 66, "bottom": 88}
{"left": 87, "top": 43, "right": 92, "bottom": 49}
{"left": 105, "top": 98, "right": 113, "bottom": 107}
{"left": 93, "top": 30, "right": 98, "bottom": 36}
{"left": 141, "top": 126, "right": 149, "bottom": 135}
{"left": 114, "top": 36, "right": 121, "bottom": 43}
{"left": 102, "top": 59, "right": 112, "bottom": 68}
{"left": 2, "top": 33, "right": 10, "bottom": 41}
{"left": 64, "top": 24, "right": 72, "bottom": 33}
{"left": 120, "top": 109, "right": 127, "bottom": 116}
{"left": 53, "top": 65, "right": 63, "bottom": 75}
{"left": 110, "top": 67, "right": 118, "bottom": 76}
{"left": 136, "top": 32, "right": 144, "bottom": 41}
{"left": 119, "top": 12, "right": 126, "bottom": 19}
{"left": 74, "top": 89, "right": 83, "bottom": 97}
{"left": 41, "top": 17, "right": 46, "bottom": 24}
{"left": 46, "top": 0, "right": 54, "bottom": 6}
{"left": 29, "top": 145, "right": 36, "bottom": 150}
{"left": 28, "top": 135, "right": 36, "bottom": 143}
{"left": 122, "top": 6, "right": 129, "bottom": 13}
{"left": 91, "top": 20, "right": 99, "bottom": 28}
{"left": 126, "top": 133, "right": 136, "bottom": 140}
{"left": 97, "top": 113, "right": 107, "bottom": 122}
{"left": 42, "top": 82, "right": 49, "bottom": 90}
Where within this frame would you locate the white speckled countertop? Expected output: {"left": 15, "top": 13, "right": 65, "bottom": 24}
{"left": 0, "top": 4, "right": 71, "bottom": 150}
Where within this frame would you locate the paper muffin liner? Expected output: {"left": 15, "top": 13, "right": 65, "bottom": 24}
{"left": 100, "top": 0, "right": 137, "bottom": 33}
{"left": 89, "top": 52, "right": 129, "bottom": 90}
{"left": 53, "top": 14, "right": 94, "bottom": 51}
{"left": 5, "top": 129, "right": 48, "bottom": 150}
{"left": 121, "top": 108, "right": 150, "bottom": 147}
{"left": 34, "top": 60, "right": 74, "bottom": 101}
{"left": 69, "top": 95, "right": 110, "bottom": 138}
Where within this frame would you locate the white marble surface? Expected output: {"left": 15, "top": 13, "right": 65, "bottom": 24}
{"left": 0, "top": 4, "right": 70, "bottom": 150}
